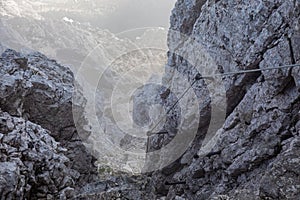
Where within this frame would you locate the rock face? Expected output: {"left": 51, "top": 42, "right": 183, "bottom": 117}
{"left": 0, "top": 111, "right": 76, "bottom": 199}
{"left": 0, "top": 49, "right": 99, "bottom": 198}
{"left": 76, "top": 174, "right": 156, "bottom": 200}
{"left": 147, "top": 0, "right": 300, "bottom": 199}
{"left": 1, "top": 0, "right": 300, "bottom": 199}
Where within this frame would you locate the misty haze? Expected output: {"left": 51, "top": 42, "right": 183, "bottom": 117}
{"left": 42, "top": 0, "right": 177, "bottom": 33}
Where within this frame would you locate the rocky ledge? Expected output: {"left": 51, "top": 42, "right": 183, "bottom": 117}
{"left": 0, "top": 49, "right": 99, "bottom": 199}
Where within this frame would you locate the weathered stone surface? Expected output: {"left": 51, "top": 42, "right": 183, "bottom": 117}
{"left": 0, "top": 111, "right": 76, "bottom": 199}
{"left": 0, "top": 48, "right": 76, "bottom": 138}
{"left": 75, "top": 174, "right": 156, "bottom": 200}
{"left": 0, "top": 49, "right": 99, "bottom": 197}
{"left": 148, "top": 0, "right": 300, "bottom": 199}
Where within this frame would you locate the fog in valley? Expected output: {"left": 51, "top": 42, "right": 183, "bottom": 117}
{"left": 42, "top": 0, "right": 176, "bottom": 33}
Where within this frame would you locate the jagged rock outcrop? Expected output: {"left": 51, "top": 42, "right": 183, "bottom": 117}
{"left": 0, "top": 47, "right": 156, "bottom": 199}
{"left": 147, "top": 0, "right": 300, "bottom": 199}
{"left": 0, "top": 49, "right": 99, "bottom": 198}
{"left": 0, "top": 111, "right": 76, "bottom": 199}
{"left": 76, "top": 174, "right": 155, "bottom": 200}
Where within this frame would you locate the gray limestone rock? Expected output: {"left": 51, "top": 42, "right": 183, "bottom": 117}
{"left": 0, "top": 111, "right": 76, "bottom": 199}
{"left": 0, "top": 49, "right": 99, "bottom": 197}
{"left": 147, "top": 0, "right": 300, "bottom": 199}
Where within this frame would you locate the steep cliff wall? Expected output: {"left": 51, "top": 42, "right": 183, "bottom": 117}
{"left": 149, "top": 0, "right": 300, "bottom": 199}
